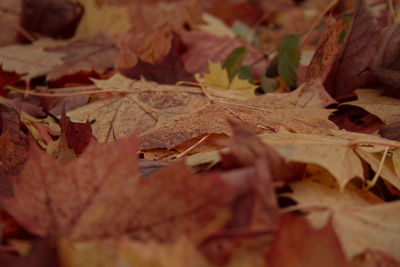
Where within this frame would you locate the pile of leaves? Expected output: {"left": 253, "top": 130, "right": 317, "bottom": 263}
{"left": 1, "top": 0, "right": 400, "bottom": 266}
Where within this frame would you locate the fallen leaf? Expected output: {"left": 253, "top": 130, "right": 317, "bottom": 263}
{"left": 305, "top": 17, "right": 347, "bottom": 82}
{"left": 222, "top": 121, "right": 305, "bottom": 183}
{"left": 0, "top": 97, "right": 24, "bottom": 141}
{"left": 66, "top": 75, "right": 338, "bottom": 148}
{"left": 74, "top": 0, "right": 131, "bottom": 38}
{"left": 59, "top": 236, "right": 209, "bottom": 267}
{"left": 204, "top": 60, "right": 230, "bottom": 89}
{"left": 329, "top": 105, "right": 383, "bottom": 134}
{"left": 0, "top": 43, "right": 64, "bottom": 83}
{"left": 371, "top": 68, "right": 400, "bottom": 98}
{"left": 266, "top": 213, "right": 352, "bottom": 267}
{"left": 260, "top": 130, "right": 400, "bottom": 190}
{"left": 0, "top": 66, "right": 23, "bottom": 94}
{"left": 180, "top": 30, "right": 266, "bottom": 78}
{"left": 324, "top": 0, "right": 379, "bottom": 97}
{"left": 47, "top": 112, "right": 93, "bottom": 160}
{"left": 46, "top": 34, "right": 118, "bottom": 81}
{"left": 2, "top": 133, "right": 238, "bottom": 242}
{"left": 343, "top": 89, "right": 400, "bottom": 124}
{"left": 284, "top": 179, "right": 400, "bottom": 262}
{"left": 118, "top": 35, "right": 193, "bottom": 84}
{"left": 0, "top": 131, "right": 27, "bottom": 197}
{"left": 197, "top": 13, "right": 236, "bottom": 38}
{"left": 379, "top": 121, "right": 400, "bottom": 141}
{"left": 20, "top": 0, "right": 83, "bottom": 39}
{"left": 276, "top": 35, "right": 300, "bottom": 89}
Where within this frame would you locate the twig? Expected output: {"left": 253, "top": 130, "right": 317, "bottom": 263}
{"left": 176, "top": 134, "right": 210, "bottom": 159}
{"left": 365, "top": 146, "right": 390, "bottom": 189}
{"left": 5, "top": 85, "right": 130, "bottom": 97}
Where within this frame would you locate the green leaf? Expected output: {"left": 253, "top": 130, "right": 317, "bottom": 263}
{"left": 277, "top": 35, "right": 300, "bottom": 89}
{"left": 223, "top": 46, "right": 247, "bottom": 81}
{"left": 237, "top": 66, "right": 253, "bottom": 83}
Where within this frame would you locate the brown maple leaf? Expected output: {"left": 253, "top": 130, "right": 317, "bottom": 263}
{"left": 1, "top": 133, "right": 239, "bottom": 242}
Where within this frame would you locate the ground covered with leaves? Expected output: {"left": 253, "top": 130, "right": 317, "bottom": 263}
{"left": 1, "top": 0, "right": 400, "bottom": 266}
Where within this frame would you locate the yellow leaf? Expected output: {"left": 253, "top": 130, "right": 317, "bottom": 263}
{"left": 229, "top": 75, "right": 258, "bottom": 95}
{"left": 203, "top": 60, "right": 230, "bottom": 89}
{"left": 75, "top": 0, "right": 131, "bottom": 38}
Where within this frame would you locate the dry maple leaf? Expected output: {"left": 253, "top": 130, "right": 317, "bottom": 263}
{"left": 324, "top": 0, "right": 379, "bottom": 98}
{"left": 2, "top": 133, "right": 239, "bottom": 242}
{"left": 66, "top": 75, "right": 338, "bottom": 149}
{"left": 46, "top": 34, "right": 118, "bottom": 82}
{"left": 343, "top": 89, "right": 400, "bottom": 124}
{"left": 283, "top": 178, "right": 400, "bottom": 262}
{"left": 259, "top": 130, "right": 400, "bottom": 190}
{"left": 266, "top": 213, "right": 352, "bottom": 267}
{"left": 0, "top": 43, "right": 64, "bottom": 84}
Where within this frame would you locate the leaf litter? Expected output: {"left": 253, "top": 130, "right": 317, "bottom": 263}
{"left": 0, "top": 0, "right": 400, "bottom": 266}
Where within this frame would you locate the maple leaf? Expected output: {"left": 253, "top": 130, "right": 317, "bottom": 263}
{"left": 259, "top": 130, "right": 400, "bottom": 190}
{"left": 46, "top": 34, "right": 118, "bottom": 82}
{"left": 343, "top": 89, "right": 400, "bottom": 124}
{"left": 118, "top": 35, "right": 193, "bottom": 84}
{"left": 202, "top": 60, "right": 258, "bottom": 95}
{"left": 0, "top": 42, "right": 64, "bottom": 83}
{"left": 2, "top": 133, "right": 238, "bottom": 242}
{"left": 221, "top": 120, "right": 305, "bottom": 183}
{"left": 47, "top": 112, "right": 93, "bottom": 160}
{"left": 66, "top": 75, "right": 337, "bottom": 148}
{"left": 324, "top": 0, "right": 379, "bottom": 97}
{"left": 284, "top": 179, "right": 400, "bottom": 262}
{"left": 266, "top": 213, "right": 352, "bottom": 267}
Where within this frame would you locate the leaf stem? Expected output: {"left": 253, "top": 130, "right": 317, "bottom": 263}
{"left": 365, "top": 146, "right": 390, "bottom": 189}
